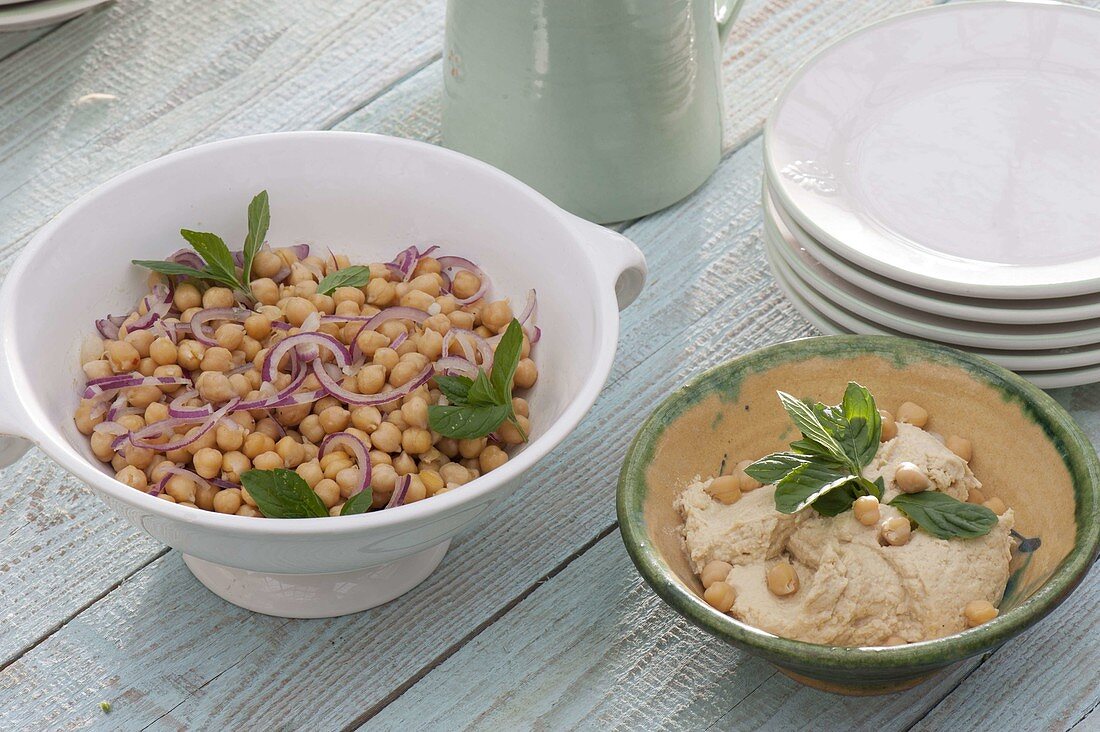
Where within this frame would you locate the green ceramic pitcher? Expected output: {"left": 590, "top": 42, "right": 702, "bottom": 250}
{"left": 441, "top": 0, "right": 745, "bottom": 224}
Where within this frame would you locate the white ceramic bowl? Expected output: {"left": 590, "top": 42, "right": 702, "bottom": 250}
{"left": 0, "top": 132, "right": 646, "bottom": 617}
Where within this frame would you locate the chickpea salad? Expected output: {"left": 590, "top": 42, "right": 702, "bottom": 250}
{"left": 75, "top": 191, "right": 540, "bottom": 518}
{"left": 675, "top": 383, "right": 1017, "bottom": 646}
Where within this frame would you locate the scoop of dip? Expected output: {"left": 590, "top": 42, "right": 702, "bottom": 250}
{"left": 675, "top": 421, "right": 1014, "bottom": 646}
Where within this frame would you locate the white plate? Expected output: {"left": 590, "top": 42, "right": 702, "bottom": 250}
{"left": 762, "top": 194, "right": 1100, "bottom": 351}
{"left": 0, "top": 0, "right": 109, "bottom": 30}
{"left": 765, "top": 1, "right": 1100, "bottom": 299}
{"left": 763, "top": 238, "right": 1100, "bottom": 389}
{"left": 761, "top": 177, "right": 1100, "bottom": 325}
{"left": 762, "top": 222, "right": 1100, "bottom": 372}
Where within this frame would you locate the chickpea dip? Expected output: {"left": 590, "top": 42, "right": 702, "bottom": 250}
{"left": 675, "top": 402, "right": 1015, "bottom": 646}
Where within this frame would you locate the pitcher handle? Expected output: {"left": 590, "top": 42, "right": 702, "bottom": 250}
{"left": 716, "top": 0, "right": 747, "bottom": 45}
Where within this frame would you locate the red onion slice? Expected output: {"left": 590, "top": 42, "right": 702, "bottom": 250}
{"left": 261, "top": 332, "right": 351, "bottom": 383}
{"left": 189, "top": 307, "right": 252, "bottom": 347}
{"left": 319, "top": 431, "right": 372, "bottom": 497}
{"left": 168, "top": 249, "right": 207, "bottom": 270}
{"left": 159, "top": 465, "right": 213, "bottom": 495}
{"left": 389, "top": 331, "right": 408, "bottom": 350}
{"left": 444, "top": 328, "right": 494, "bottom": 371}
{"left": 321, "top": 306, "right": 430, "bottom": 329}
{"left": 210, "top": 477, "right": 240, "bottom": 491}
{"left": 84, "top": 374, "right": 192, "bottom": 400}
{"left": 311, "top": 359, "right": 431, "bottom": 407}
{"left": 385, "top": 474, "right": 412, "bottom": 509}
{"left": 93, "top": 421, "right": 130, "bottom": 437}
{"left": 168, "top": 389, "right": 215, "bottom": 419}
{"left": 95, "top": 314, "right": 127, "bottom": 340}
{"left": 125, "top": 398, "right": 239, "bottom": 451}
{"left": 436, "top": 255, "right": 491, "bottom": 304}
{"left": 128, "top": 284, "right": 173, "bottom": 331}
{"left": 434, "top": 356, "right": 479, "bottom": 379}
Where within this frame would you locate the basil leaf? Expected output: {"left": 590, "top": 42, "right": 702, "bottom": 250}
{"left": 889, "top": 492, "right": 998, "bottom": 539}
{"left": 776, "top": 391, "right": 849, "bottom": 466}
{"left": 434, "top": 374, "right": 473, "bottom": 405}
{"left": 242, "top": 190, "right": 270, "bottom": 284}
{"left": 340, "top": 487, "right": 373, "bottom": 516}
{"left": 867, "top": 476, "right": 885, "bottom": 500}
{"left": 240, "top": 468, "right": 328, "bottom": 518}
{"left": 466, "top": 369, "right": 499, "bottom": 407}
{"left": 181, "top": 229, "right": 241, "bottom": 289}
{"left": 840, "top": 382, "right": 881, "bottom": 466}
{"left": 132, "top": 259, "right": 210, "bottom": 280}
{"left": 744, "top": 452, "right": 816, "bottom": 484}
{"left": 774, "top": 462, "right": 860, "bottom": 514}
{"left": 317, "top": 265, "right": 371, "bottom": 295}
{"left": 428, "top": 403, "right": 511, "bottom": 439}
{"left": 489, "top": 319, "right": 524, "bottom": 403}
{"left": 788, "top": 438, "right": 832, "bottom": 457}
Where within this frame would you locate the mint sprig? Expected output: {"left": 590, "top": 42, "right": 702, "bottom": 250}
{"left": 240, "top": 467, "right": 327, "bottom": 518}
{"left": 746, "top": 382, "right": 882, "bottom": 516}
{"left": 428, "top": 318, "right": 528, "bottom": 441}
{"left": 889, "top": 492, "right": 997, "bottom": 539}
{"left": 133, "top": 189, "right": 270, "bottom": 296}
{"left": 317, "top": 265, "right": 371, "bottom": 295}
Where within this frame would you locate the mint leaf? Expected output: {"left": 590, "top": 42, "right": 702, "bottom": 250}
{"left": 242, "top": 190, "right": 270, "bottom": 284}
{"left": 811, "top": 483, "right": 862, "bottom": 516}
{"left": 317, "top": 265, "right": 371, "bottom": 295}
{"left": 240, "top": 468, "right": 328, "bottom": 518}
{"left": 466, "top": 369, "right": 498, "bottom": 406}
{"left": 774, "top": 461, "right": 861, "bottom": 514}
{"left": 340, "top": 487, "right": 373, "bottom": 516}
{"left": 744, "top": 452, "right": 817, "bottom": 484}
{"left": 434, "top": 374, "right": 473, "bottom": 405}
{"left": 428, "top": 403, "right": 510, "bottom": 440}
{"left": 889, "top": 492, "right": 998, "bottom": 539}
{"left": 181, "top": 229, "right": 241, "bottom": 290}
{"left": 840, "top": 381, "right": 881, "bottom": 465}
{"left": 489, "top": 319, "right": 524, "bottom": 403}
{"left": 776, "top": 391, "right": 849, "bottom": 466}
{"left": 131, "top": 259, "right": 210, "bottom": 280}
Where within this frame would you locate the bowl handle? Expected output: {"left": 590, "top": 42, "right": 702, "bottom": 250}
{"left": 0, "top": 343, "right": 34, "bottom": 469}
{"left": 568, "top": 215, "right": 648, "bottom": 311}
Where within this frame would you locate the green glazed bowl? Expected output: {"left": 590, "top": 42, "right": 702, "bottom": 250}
{"left": 618, "top": 335, "right": 1100, "bottom": 695}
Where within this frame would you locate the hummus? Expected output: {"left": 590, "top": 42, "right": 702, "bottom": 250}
{"left": 675, "top": 423, "right": 1015, "bottom": 645}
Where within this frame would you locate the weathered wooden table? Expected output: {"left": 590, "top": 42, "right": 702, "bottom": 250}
{"left": 1, "top": 1, "right": 1097, "bottom": 729}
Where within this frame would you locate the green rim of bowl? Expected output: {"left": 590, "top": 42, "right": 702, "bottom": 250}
{"left": 617, "top": 334, "right": 1100, "bottom": 672}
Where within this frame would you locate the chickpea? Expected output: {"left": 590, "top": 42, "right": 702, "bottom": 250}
{"left": 296, "top": 460, "right": 324, "bottom": 489}
{"left": 894, "top": 462, "right": 930, "bottom": 493}
{"left": 83, "top": 359, "right": 114, "bottom": 380}
{"left": 251, "top": 250, "right": 283, "bottom": 279}
{"left": 310, "top": 294, "right": 336, "bottom": 315}
{"left": 700, "top": 560, "right": 733, "bottom": 590}
{"left": 373, "top": 347, "right": 400, "bottom": 372}
{"left": 983, "top": 497, "right": 1007, "bottom": 515}
{"left": 213, "top": 423, "right": 244, "bottom": 453}
{"left": 165, "top": 475, "right": 196, "bottom": 503}
{"left": 213, "top": 487, "right": 243, "bottom": 514}
{"left": 335, "top": 467, "right": 361, "bottom": 497}
{"left": 946, "top": 435, "right": 972, "bottom": 462}
{"left": 242, "top": 432, "right": 276, "bottom": 460}
{"left": 177, "top": 340, "right": 206, "bottom": 370}
{"left": 228, "top": 373, "right": 252, "bottom": 398}
{"left": 400, "top": 289, "right": 435, "bottom": 311}
{"left": 703, "top": 581, "right": 736, "bottom": 612}
{"left": 423, "top": 313, "right": 451, "bottom": 335}
{"left": 127, "top": 384, "right": 162, "bottom": 409}
{"left": 371, "top": 463, "right": 398, "bottom": 492}
{"left": 351, "top": 406, "right": 382, "bottom": 433}
{"left": 193, "top": 447, "right": 223, "bottom": 479}
{"left": 299, "top": 414, "right": 326, "bottom": 444}
{"left": 74, "top": 400, "right": 105, "bottom": 435}
{"left": 237, "top": 505, "right": 263, "bottom": 518}
{"left": 766, "top": 561, "right": 799, "bottom": 596}
{"left": 149, "top": 336, "right": 177, "bottom": 365}
{"left": 185, "top": 425, "right": 217, "bottom": 454}
{"left": 853, "top": 495, "right": 881, "bottom": 526}
{"left": 355, "top": 330, "right": 389, "bottom": 360}
{"left": 966, "top": 487, "right": 987, "bottom": 505}
{"left": 200, "top": 346, "right": 233, "bottom": 372}
{"left": 401, "top": 428, "right": 433, "bottom": 455}
{"left": 964, "top": 600, "right": 999, "bottom": 627}
{"left": 479, "top": 445, "right": 508, "bottom": 473}
{"left": 332, "top": 286, "right": 366, "bottom": 307}
{"left": 251, "top": 278, "right": 280, "bottom": 305}
{"left": 416, "top": 329, "right": 444, "bottom": 360}
{"left": 366, "top": 278, "right": 397, "bottom": 307}
{"left": 158, "top": 494, "right": 177, "bottom": 504}
{"left": 405, "top": 475, "right": 427, "bottom": 503}
{"left": 512, "top": 397, "right": 530, "bottom": 418}
{"left": 192, "top": 371, "right": 231, "bottom": 403}
{"left": 400, "top": 397, "right": 429, "bottom": 430}
{"left": 448, "top": 310, "right": 476, "bottom": 330}
{"left": 734, "top": 460, "right": 763, "bottom": 492}
{"left": 195, "top": 483, "right": 218, "bottom": 511}
{"left": 115, "top": 465, "right": 147, "bottom": 490}
{"left": 284, "top": 297, "right": 318, "bottom": 327}
{"left": 365, "top": 421, "right": 399, "bottom": 452}
{"left": 449, "top": 270, "right": 480, "bottom": 300}
{"left": 513, "top": 358, "right": 538, "bottom": 389}
{"left": 420, "top": 470, "right": 445, "bottom": 496}
{"left": 879, "top": 516, "right": 912, "bottom": 546}
{"left": 389, "top": 360, "right": 424, "bottom": 387}
{"left": 437, "top": 462, "right": 468, "bottom": 486}
{"left": 124, "top": 329, "right": 155, "bottom": 358}
{"left": 897, "top": 401, "right": 929, "bottom": 428}
{"left": 137, "top": 357, "right": 157, "bottom": 376}
{"left": 153, "top": 364, "right": 186, "bottom": 393}
{"left": 252, "top": 451, "right": 284, "bottom": 471}
{"left": 202, "top": 287, "right": 235, "bottom": 309}
{"left": 275, "top": 436, "right": 306, "bottom": 467}
{"left": 255, "top": 417, "right": 283, "bottom": 440}
{"left": 180, "top": 307, "right": 202, "bottom": 323}
{"left": 706, "top": 475, "right": 741, "bottom": 505}
{"left": 214, "top": 323, "right": 245, "bottom": 351}
{"left": 106, "top": 340, "right": 141, "bottom": 372}
{"left": 480, "top": 300, "right": 513, "bottom": 333}
{"left": 89, "top": 431, "right": 116, "bottom": 461}
{"left": 498, "top": 415, "right": 530, "bottom": 445}
{"left": 173, "top": 282, "right": 202, "bottom": 311}
{"left": 222, "top": 451, "right": 251, "bottom": 482}
{"left": 391, "top": 452, "right": 415, "bottom": 475}
{"left": 315, "top": 479, "right": 342, "bottom": 508}
{"left": 316, "top": 405, "right": 350, "bottom": 434}
{"left": 111, "top": 454, "right": 128, "bottom": 472}
{"left": 458, "top": 438, "right": 485, "bottom": 460}
{"left": 879, "top": 409, "right": 897, "bottom": 441}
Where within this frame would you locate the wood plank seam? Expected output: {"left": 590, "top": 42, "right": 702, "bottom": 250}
{"left": 337, "top": 523, "right": 620, "bottom": 731}
{"left": 319, "top": 52, "right": 444, "bottom": 132}
{"left": 901, "top": 653, "right": 994, "bottom": 731}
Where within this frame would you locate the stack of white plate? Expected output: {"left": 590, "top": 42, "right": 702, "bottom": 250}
{"left": 762, "top": 1, "right": 1100, "bottom": 389}
{"left": 0, "top": 0, "right": 110, "bottom": 31}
